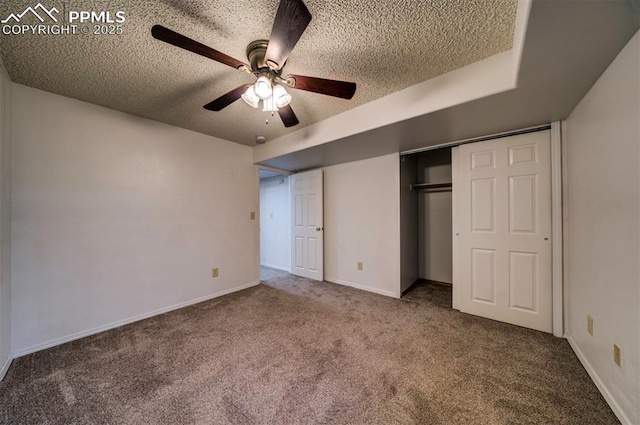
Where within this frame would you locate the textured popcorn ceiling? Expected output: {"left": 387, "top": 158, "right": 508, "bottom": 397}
{"left": 0, "top": 0, "right": 517, "bottom": 146}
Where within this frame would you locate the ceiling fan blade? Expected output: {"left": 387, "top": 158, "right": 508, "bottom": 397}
{"left": 285, "top": 74, "right": 356, "bottom": 99}
{"left": 203, "top": 85, "right": 250, "bottom": 111}
{"left": 151, "top": 25, "right": 248, "bottom": 70}
{"left": 264, "top": 0, "right": 312, "bottom": 70}
{"left": 278, "top": 104, "right": 300, "bottom": 127}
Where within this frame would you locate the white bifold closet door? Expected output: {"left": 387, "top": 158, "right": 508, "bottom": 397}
{"left": 453, "top": 131, "right": 552, "bottom": 333}
{"left": 291, "top": 170, "right": 324, "bottom": 281}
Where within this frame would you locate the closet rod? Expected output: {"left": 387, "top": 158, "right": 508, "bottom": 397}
{"left": 411, "top": 182, "right": 452, "bottom": 190}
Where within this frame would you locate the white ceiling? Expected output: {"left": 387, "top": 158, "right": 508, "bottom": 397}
{"left": 0, "top": 0, "right": 517, "bottom": 146}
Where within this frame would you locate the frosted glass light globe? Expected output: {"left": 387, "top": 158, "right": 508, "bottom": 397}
{"left": 273, "top": 84, "right": 292, "bottom": 108}
{"left": 262, "top": 95, "right": 278, "bottom": 112}
{"left": 254, "top": 76, "right": 273, "bottom": 100}
{"left": 241, "top": 86, "right": 260, "bottom": 108}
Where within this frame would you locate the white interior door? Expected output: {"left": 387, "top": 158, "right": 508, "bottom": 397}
{"left": 453, "top": 131, "right": 552, "bottom": 333}
{"left": 291, "top": 170, "right": 324, "bottom": 281}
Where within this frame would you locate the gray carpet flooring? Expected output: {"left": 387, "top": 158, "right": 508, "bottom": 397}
{"left": 0, "top": 268, "right": 618, "bottom": 424}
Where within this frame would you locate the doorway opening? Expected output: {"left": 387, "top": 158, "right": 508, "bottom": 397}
{"left": 258, "top": 167, "right": 292, "bottom": 281}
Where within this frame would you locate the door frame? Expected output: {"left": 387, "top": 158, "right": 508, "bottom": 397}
{"left": 451, "top": 123, "right": 564, "bottom": 337}
{"left": 550, "top": 121, "right": 563, "bottom": 337}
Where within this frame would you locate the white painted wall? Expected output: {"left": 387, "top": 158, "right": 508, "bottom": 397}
{"left": 564, "top": 31, "right": 639, "bottom": 425}
{"left": 417, "top": 149, "right": 453, "bottom": 283}
{"left": 323, "top": 153, "right": 401, "bottom": 298}
{"left": 259, "top": 176, "right": 290, "bottom": 271}
{"left": 0, "top": 58, "right": 12, "bottom": 378}
{"left": 11, "top": 84, "right": 260, "bottom": 356}
{"left": 400, "top": 155, "right": 418, "bottom": 293}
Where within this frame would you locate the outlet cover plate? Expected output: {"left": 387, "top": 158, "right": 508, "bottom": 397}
{"left": 614, "top": 344, "right": 621, "bottom": 367}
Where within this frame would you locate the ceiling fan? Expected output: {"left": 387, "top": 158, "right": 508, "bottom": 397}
{"left": 151, "top": 0, "right": 357, "bottom": 128}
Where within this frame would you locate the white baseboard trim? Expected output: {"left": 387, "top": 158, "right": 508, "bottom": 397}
{"left": 260, "top": 263, "right": 290, "bottom": 273}
{"left": 324, "top": 277, "right": 398, "bottom": 299}
{"left": 566, "top": 335, "right": 631, "bottom": 425}
{"left": 0, "top": 354, "right": 13, "bottom": 380}
{"left": 13, "top": 281, "right": 260, "bottom": 358}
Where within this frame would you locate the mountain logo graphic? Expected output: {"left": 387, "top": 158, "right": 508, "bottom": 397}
{"left": 1, "top": 3, "right": 59, "bottom": 24}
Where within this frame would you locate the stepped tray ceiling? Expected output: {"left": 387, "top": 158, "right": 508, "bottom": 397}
{"left": 0, "top": 0, "right": 517, "bottom": 146}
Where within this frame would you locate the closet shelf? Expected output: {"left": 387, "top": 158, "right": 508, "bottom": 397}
{"left": 411, "top": 182, "right": 452, "bottom": 190}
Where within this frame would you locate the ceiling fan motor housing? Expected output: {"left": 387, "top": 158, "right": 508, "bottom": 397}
{"left": 246, "top": 39, "right": 281, "bottom": 74}
{"left": 151, "top": 0, "right": 355, "bottom": 130}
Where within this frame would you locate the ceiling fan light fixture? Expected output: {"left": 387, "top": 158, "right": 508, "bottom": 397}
{"left": 152, "top": 0, "right": 356, "bottom": 128}
{"left": 254, "top": 76, "right": 273, "bottom": 100}
{"left": 241, "top": 86, "right": 260, "bottom": 108}
{"left": 273, "top": 84, "right": 292, "bottom": 108}
{"left": 262, "top": 96, "right": 278, "bottom": 112}
{"left": 262, "top": 95, "right": 279, "bottom": 112}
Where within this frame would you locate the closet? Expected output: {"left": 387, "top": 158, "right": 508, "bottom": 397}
{"left": 400, "top": 147, "right": 453, "bottom": 295}
{"left": 399, "top": 128, "right": 555, "bottom": 333}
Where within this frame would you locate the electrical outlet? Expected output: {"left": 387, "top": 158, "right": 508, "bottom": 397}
{"left": 613, "top": 344, "right": 622, "bottom": 367}
{"left": 270, "top": 213, "right": 274, "bottom": 219}
{"left": 212, "top": 267, "right": 219, "bottom": 278}
{"left": 250, "top": 212, "right": 256, "bottom": 220}
{"left": 587, "top": 315, "right": 593, "bottom": 336}
{"left": 357, "top": 261, "right": 363, "bottom": 271}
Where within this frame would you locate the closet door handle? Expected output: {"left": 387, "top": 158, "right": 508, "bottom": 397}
{"left": 315, "top": 227, "right": 323, "bottom": 231}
